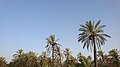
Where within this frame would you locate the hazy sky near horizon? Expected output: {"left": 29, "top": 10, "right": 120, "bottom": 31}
{"left": 0, "top": 0, "right": 120, "bottom": 62}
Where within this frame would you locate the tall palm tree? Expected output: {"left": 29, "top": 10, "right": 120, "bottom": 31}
{"left": 45, "top": 34, "right": 61, "bottom": 67}
{"left": 78, "top": 20, "right": 111, "bottom": 67}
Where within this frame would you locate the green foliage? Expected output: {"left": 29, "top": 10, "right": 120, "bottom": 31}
{"left": 0, "top": 57, "right": 8, "bottom": 67}
{"left": 1, "top": 49, "right": 120, "bottom": 67}
{"left": 9, "top": 49, "right": 38, "bottom": 67}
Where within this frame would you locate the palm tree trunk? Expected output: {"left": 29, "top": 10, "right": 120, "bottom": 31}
{"left": 59, "top": 54, "right": 62, "bottom": 67}
{"left": 52, "top": 45, "right": 54, "bottom": 67}
{"left": 115, "top": 56, "right": 119, "bottom": 67}
{"left": 67, "top": 56, "right": 69, "bottom": 66}
{"left": 102, "top": 55, "right": 104, "bottom": 66}
{"left": 93, "top": 36, "right": 97, "bottom": 67}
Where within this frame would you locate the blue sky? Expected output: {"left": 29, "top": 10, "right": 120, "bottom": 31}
{"left": 0, "top": 0, "right": 120, "bottom": 62}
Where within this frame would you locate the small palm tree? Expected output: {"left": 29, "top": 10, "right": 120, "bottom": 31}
{"left": 63, "top": 48, "right": 71, "bottom": 67}
{"left": 13, "top": 49, "right": 24, "bottom": 59}
{"left": 97, "top": 50, "right": 105, "bottom": 67}
{"left": 78, "top": 20, "right": 111, "bottom": 67}
{"left": 45, "top": 34, "right": 61, "bottom": 67}
{"left": 12, "top": 49, "right": 25, "bottom": 67}
{"left": 87, "top": 56, "right": 92, "bottom": 67}
{"left": 77, "top": 52, "right": 92, "bottom": 67}
{"left": 38, "top": 51, "right": 48, "bottom": 67}
{"left": 0, "top": 57, "right": 7, "bottom": 67}
{"left": 25, "top": 51, "right": 38, "bottom": 67}
{"left": 55, "top": 46, "right": 63, "bottom": 67}
{"left": 109, "top": 49, "right": 120, "bottom": 67}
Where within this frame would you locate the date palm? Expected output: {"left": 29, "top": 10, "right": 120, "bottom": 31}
{"left": 13, "top": 49, "right": 24, "bottom": 59}
{"left": 63, "top": 48, "right": 71, "bottom": 67}
{"left": 77, "top": 52, "right": 92, "bottom": 67}
{"left": 109, "top": 49, "right": 120, "bottom": 67}
{"left": 97, "top": 50, "right": 105, "bottom": 67}
{"left": 25, "top": 51, "right": 38, "bottom": 67}
{"left": 0, "top": 57, "right": 7, "bottom": 67}
{"left": 45, "top": 34, "right": 61, "bottom": 67}
{"left": 69, "top": 55, "right": 75, "bottom": 67}
{"left": 78, "top": 20, "right": 111, "bottom": 67}
{"left": 12, "top": 49, "right": 25, "bottom": 67}
{"left": 38, "top": 51, "right": 48, "bottom": 67}
{"left": 55, "top": 46, "right": 63, "bottom": 67}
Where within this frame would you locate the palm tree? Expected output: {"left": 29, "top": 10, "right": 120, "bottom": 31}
{"left": 109, "top": 49, "right": 120, "bottom": 67}
{"left": 87, "top": 56, "right": 92, "bottom": 67}
{"left": 103, "top": 54, "right": 109, "bottom": 67}
{"left": 77, "top": 52, "right": 86, "bottom": 67}
{"left": 55, "top": 46, "right": 63, "bottom": 67}
{"left": 12, "top": 49, "right": 25, "bottom": 67}
{"left": 38, "top": 51, "right": 48, "bottom": 67}
{"left": 63, "top": 48, "right": 71, "bottom": 67}
{"left": 25, "top": 51, "right": 38, "bottom": 67}
{"left": 45, "top": 34, "right": 61, "bottom": 67}
{"left": 97, "top": 50, "right": 105, "bottom": 67}
{"left": 77, "top": 52, "right": 92, "bottom": 67}
{"left": 47, "top": 57, "right": 52, "bottom": 67}
{"left": 69, "top": 55, "right": 75, "bottom": 67}
{"left": 13, "top": 49, "right": 24, "bottom": 59}
{"left": 78, "top": 20, "right": 111, "bottom": 67}
{"left": 0, "top": 57, "right": 8, "bottom": 67}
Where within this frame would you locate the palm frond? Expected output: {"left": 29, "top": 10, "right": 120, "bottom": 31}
{"left": 78, "top": 34, "right": 87, "bottom": 42}
{"left": 95, "top": 20, "right": 101, "bottom": 29}
{"left": 80, "top": 25, "right": 88, "bottom": 29}
{"left": 51, "top": 34, "right": 55, "bottom": 43}
{"left": 97, "top": 25, "right": 106, "bottom": 30}
{"left": 78, "top": 32, "right": 84, "bottom": 36}
{"left": 83, "top": 39, "right": 88, "bottom": 49}
{"left": 89, "top": 21, "right": 94, "bottom": 31}
{"left": 95, "top": 29, "right": 104, "bottom": 33}
{"left": 79, "top": 28, "right": 86, "bottom": 31}
{"left": 101, "top": 34, "right": 111, "bottom": 38}
{"left": 86, "top": 40, "right": 90, "bottom": 51}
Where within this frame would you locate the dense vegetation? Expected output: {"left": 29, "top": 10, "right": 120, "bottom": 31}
{"left": 0, "top": 48, "right": 120, "bottom": 67}
{"left": 0, "top": 21, "right": 119, "bottom": 67}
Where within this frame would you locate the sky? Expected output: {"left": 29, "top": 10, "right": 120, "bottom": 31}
{"left": 0, "top": 0, "right": 120, "bottom": 62}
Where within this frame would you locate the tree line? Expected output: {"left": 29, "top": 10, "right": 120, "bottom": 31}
{"left": 0, "top": 20, "right": 119, "bottom": 67}
{"left": 0, "top": 48, "right": 120, "bottom": 67}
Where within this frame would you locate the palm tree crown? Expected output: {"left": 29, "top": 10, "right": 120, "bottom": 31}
{"left": 78, "top": 20, "right": 110, "bottom": 50}
{"left": 45, "top": 34, "right": 61, "bottom": 53}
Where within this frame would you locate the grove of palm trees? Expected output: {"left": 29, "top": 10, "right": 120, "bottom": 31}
{"left": 0, "top": 21, "right": 120, "bottom": 67}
